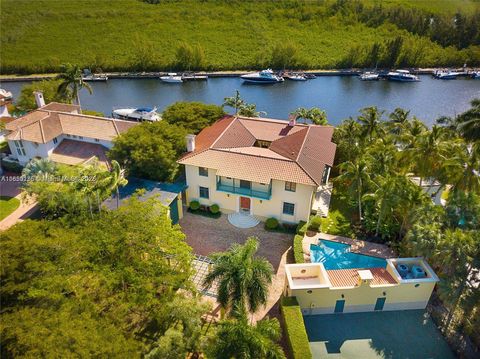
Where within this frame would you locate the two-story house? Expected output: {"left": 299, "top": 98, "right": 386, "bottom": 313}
{"left": 178, "top": 115, "right": 337, "bottom": 225}
{"left": 4, "top": 92, "right": 137, "bottom": 167}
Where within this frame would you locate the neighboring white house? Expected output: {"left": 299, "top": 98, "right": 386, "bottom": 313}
{"left": 409, "top": 176, "right": 443, "bottom": 205}
{"left": 0, "top": 89, "right": 14, "bottom": 143}
{"left": 3, "top": 92, "right": 137, "bottom": 167}
{"left": 177, "top": 115, "right": 337, "bottom": 224}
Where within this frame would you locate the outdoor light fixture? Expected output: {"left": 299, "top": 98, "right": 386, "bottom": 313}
{"left": 341, "top": 294, "right": 344, "bottom": 298}
{"left": 383, "top": 292, "right": 386, "bottom": 296}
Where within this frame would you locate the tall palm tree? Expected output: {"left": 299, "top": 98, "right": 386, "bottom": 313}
{"left": 291, "top": 107, "right": 328, "bottom": 125}
{"left": 337, "top": 158, "right": 371, "bottom": 220}
{"left": 456, "top": 98, "right": 480, "bottom": 142}
{"left": 203, "top": 237, "right": 273, "bottom": 317}
{"left": 388, "top": 107, "right": 410, "bottom": 137}
{"left": 357, "top": 106, "right": 384, "bottom": 142}
{"left": 57, "top": 63, "right": 92, "bottom": 108}
{"left": 442, "top": 142, "right": 480, "bottom": 194}
{"left": 223, "top": 90, "right": 245, "bottom": 115}
{"left": 102, "top": 160, "right": 128, "bottom": 209}
{"left": 207, "top": 313, "right": 285, "bottom": 359}
{"left": 238, "top": 103, "right": 266, "bottom": 118}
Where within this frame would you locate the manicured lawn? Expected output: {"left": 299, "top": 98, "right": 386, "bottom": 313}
{"left": 304, "top": 310, "right": 455, "bottom": 359}
{"left": 0, "top": 196, "right": 20, "bottom": 221}
{"left": 320, "top": 187, "right": 355, "bottom": 238}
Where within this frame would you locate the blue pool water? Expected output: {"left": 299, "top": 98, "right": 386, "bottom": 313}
{"left": 310, "top": 240, "right": 387, "bottom": 270}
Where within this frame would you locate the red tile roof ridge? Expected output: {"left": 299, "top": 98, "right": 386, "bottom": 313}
{"left": 213, "top": 147, "right": 293, "bottom": 161}
{"left": 210, "top": 115, "right": 243, "bottom": 148}
{"left": 296, "top": 125, "right": 311, "bottom": 162}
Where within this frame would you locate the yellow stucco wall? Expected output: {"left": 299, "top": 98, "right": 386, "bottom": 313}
{"left": 289, "top": 280, "right": 436, "bottom": 315}
{"left": 184, "top": 164, "right": 315, "bottom": 222}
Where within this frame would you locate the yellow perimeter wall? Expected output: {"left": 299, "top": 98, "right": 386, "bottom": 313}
{"left": 184, "top": 164, "right": 315, "bottom": 222}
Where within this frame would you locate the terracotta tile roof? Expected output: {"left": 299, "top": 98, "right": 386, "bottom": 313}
{"left": 5, "top": 106, "right": 138, "bottom": 144}
{"left": 41, "top": 102, "right": 80, "bottom": 113}
{"left": 182, "top": 149, "right": 316, "bottom": 185}
{"left": 326, "top": 268, "right": 397, "bottom": 288}
{"left": 50, "top": 139, "right": 109, "bottom": 167}
{"left": 178, "top": 116, "right": 337, "bottom": 186}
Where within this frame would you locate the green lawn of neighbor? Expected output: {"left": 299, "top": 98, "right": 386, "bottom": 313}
{"left": 0, "top": 196, "right": 20, "bottom": 221}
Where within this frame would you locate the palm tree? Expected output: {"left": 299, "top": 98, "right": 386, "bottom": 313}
{"left": 388, "top": 107, "right": 410, "bottom": 137}
{"left": 337, "top": 158, "right": 371, "bottom": 220}
{"left": 291, "top": 107, "right": 328, "bottom": 125}
{"left": 57, "top": 63, "right": 92, "bottom": 108}
{"left": 357, "top": 106, "right": 384, "bottom": 142}
{"left": 102, "top": 160, "right": 128, "bottom": 209}
{"left": 223, "top": 90, "right": 245, "bottom": 115}
{"left": 238, "top": 103, "right": 266, "bottom": 118}
{"left": 203, "top": 237, "right": 273, "bottom": 317}
{"left": 456, "top": 98, "right": 480, "bottom": 142}
{"left": 21, "top": 158, "right": 57, "bottom": 178}
{"left": 207, "top": 313, "right": 285, "bottom": 359}
{"left": 442, "top": 142, "right": 480, "bottom": 194}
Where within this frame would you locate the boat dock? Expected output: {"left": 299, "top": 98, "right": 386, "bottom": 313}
{"left": 0, "top": 68, "right": 478, "bottom": 82}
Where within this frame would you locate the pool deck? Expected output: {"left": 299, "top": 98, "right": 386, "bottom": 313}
{"left": 302, "top": 232, "right": 396, "bottom": 262}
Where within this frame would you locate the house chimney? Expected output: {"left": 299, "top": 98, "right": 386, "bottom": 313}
{"left": 34, "top": 91, "right": 45, "bottom": 108}
{"left": 288, "top": 114, "right": 297, "bottom": 126}
{"left": 186, "top": 134, "right": 196, "bottom": 152}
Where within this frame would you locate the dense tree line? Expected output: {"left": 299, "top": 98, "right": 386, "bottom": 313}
{"left": 331, "top": 0, "right": 480, "bottom": 50}
{"left": 333, "top": 99, "right": 480, "bottom": 349}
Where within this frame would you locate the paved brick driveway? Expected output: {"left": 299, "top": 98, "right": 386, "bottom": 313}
{"left": 179, "top": 212, "right": 293, "bottom": 271}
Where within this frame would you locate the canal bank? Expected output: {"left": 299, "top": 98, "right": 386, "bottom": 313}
{"left": 0, "top": 68, "right": 472, "bottom": 82}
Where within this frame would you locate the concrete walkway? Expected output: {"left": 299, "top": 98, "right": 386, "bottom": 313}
{"left": 179, "top": 211, "right": 293, "bottom": 322}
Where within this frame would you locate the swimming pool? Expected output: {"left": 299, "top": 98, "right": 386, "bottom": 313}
{"left": 310, "top": 240, "right": 387, "bottom": 270}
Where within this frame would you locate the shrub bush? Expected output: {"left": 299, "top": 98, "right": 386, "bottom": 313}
{"left": 296, "top": 220, "right": 307, "bottom": 235}
{"left": 209, "top": 203, "right": 220, "bottom": 214}
{"left": 265, "top": 217, "right": 279, "bottom": 230}
{"left": 1, "top": 159, "right": 23, "bottom": 173}
{"left": 308, "top": 216, "right": 322, "bottom": 232}
{"left": 293, "top": 235, "right": 304, "bottom": 263}
{"left": 280, "top": 296, "right": 312, "bottom": 359}
{"left": 189, "top": 200, "right": 200, "bottom": 211}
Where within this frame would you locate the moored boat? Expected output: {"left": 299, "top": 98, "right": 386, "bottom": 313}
{"left": 433, "top": 70, "right": 462, "bottom": 80}
{"left": 160, "top": 73, "right": 183, "bottom": 83}
{"left": 284, "top": 72, "right": 307, "bottom": 81}
{"left": 386, "top": 69, "right": 419, "bottom": 82}
{"left": 471, "top": 71, "right": 480, "bottom": 79}
{"left": 241, "top": 69, "right": 284, "bottom": 84}
{"left": 112, "top": 107, "right": 161, "bottom": 122}
{"left": 82, "top": 69, "right": 108, "bottom": 82}
{"left": 181, "top": 72, "right": 208, "bottom": 81}
{"left": 359, "top": 71, "right": 379, "bottom": 81}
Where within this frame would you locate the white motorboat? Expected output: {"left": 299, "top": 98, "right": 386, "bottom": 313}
{"left": 359, "top": 71, "right": 379, "bottom": 81}
{"left": 160, "top": 73, "right": 183, "bottom": 83}
{"left": 112, "top": 107, "right": 161, "bottom": 122}
{"left": 285, "top": 72, "right": 307, "bottom": 81}
{"left": 181, "top": 72, "right": 208, "bottom": 81}
{"left": 471, "top": 71, "right": 480, "bottom": 79}
{"left": 241, "top": 69, "right": 284, "bottom": 84}
{"left": 386, "top": 69, "right": 419, "bottom": 82}
{"left": 434, "top": 70, "right": 462, "bottom": 80}
{"left": 82, "top": 69, "right": 108, "bottom": 81}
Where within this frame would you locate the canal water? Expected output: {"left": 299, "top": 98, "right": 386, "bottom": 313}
{"left": 2, "top": 75, "right": 479, "bottom": 126}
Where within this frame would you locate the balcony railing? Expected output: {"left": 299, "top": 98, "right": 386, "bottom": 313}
{"left": 216, "top": 178, "right": 272, "bottom": 200}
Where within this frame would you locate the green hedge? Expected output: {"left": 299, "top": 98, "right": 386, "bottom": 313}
{"left": 189, "top": 200, "right": 200, "bottom": 211}
{"left": 209, "top": 203, "right": 220, "bottom": 214}
{"left": 293, "top": 235, "right": 304, "bottom": 263}
{"left": 296, "top": 220, "right": 307, "bottom": 235}
{"left": 280, "top": 296, "right": 312, "bottom": 359}
{"left": 308, "top": 216, "right": 322, "bottom": 232}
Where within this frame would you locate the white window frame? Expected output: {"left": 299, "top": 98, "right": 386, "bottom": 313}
{"left": 198, "top": 167, "right": 209, "bottom": 177}
{"left": 14, "top": 140, "right": 26, "bottom": 156}
{"left": 199, "top": 186, "right": 209, "bottom": 199}
{"left": 285, "top": 181, "right": 296, "bottom": 192}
